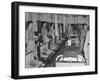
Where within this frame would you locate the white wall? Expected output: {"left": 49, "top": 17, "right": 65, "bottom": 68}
{"left": 0, "top": 0, "right": 99, "bottom": 81}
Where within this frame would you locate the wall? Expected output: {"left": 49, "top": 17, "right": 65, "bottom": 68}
{"left": 0, "top": 0, "right": 99, "bottom": 81}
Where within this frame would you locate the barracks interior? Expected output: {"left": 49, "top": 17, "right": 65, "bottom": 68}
{"left": 25, "top": 12, "right": 90, "bottom": 68}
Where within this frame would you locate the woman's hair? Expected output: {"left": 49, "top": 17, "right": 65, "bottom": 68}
{"left": 83, "top": 23, "right": 89, "bottom": 30}
{"left": 25, "top": 21, "right": 33, "bottom": 30}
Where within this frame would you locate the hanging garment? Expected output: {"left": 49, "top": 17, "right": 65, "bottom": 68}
{"left": 80, "top": 29, "right": 88, "bottom": 51}
{"left": 83, "top": 31, "right": 90, "bottom": 65}
{"left": 42, "top": 23, "right": 50, "bottom": 43}
{"left": 50, "top": 24, "right": 55, "bottom": 40}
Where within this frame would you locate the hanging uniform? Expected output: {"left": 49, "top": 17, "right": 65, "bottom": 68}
{"left": 84, "top": 31, "right": 90, "bottom": 65}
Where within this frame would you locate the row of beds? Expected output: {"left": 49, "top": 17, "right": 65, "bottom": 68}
{"left": 39, "top": 34, "right": 86, "bottom": 67}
